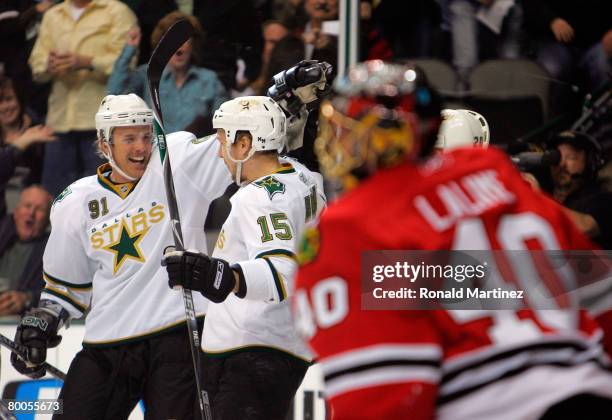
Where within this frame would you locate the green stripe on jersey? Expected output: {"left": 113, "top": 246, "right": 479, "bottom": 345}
{"left": 44, "top": 271, "right": 92, "bottom": 290}
{"left": 43, "top": 287, "right": 87, "bottom": 313}
{"left": 255, "top": 249, "right": 296, "bottom": 260}
{"left": 262, "top": 258, "right": 287, "bottom": 301}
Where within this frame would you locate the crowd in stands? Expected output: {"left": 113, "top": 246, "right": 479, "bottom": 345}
{"left": 0, "top": 0, "right": 610, "bottom": 316}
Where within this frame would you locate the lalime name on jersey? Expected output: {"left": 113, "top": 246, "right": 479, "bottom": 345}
{"left": 414, "top": 169, "right": 516, "bottom": 231}
{"left": 373, "top": 287, "right": 524, "bottom": 299}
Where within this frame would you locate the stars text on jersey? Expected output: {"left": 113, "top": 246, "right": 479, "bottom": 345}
{"left": 89, "top": 202, "right": 166, "bottom": 273}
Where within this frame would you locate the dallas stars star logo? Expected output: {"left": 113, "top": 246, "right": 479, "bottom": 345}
{"left": 254, "top": 176, "right": 286, "bottom": 199}
{"left": 102, "top": 219, "right": 148, "bottom": 274}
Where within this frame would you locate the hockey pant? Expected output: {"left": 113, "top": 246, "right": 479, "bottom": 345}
{"left": 54, "top": 322, "right": 203, "bottom": 420}
{"left": 203, "top": 349, "right": 309, "bottom": 420}
{"left": 539, "top": 393, "right": 612, "bottom": 419}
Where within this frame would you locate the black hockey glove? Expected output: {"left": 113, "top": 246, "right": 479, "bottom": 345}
{"left": 11, "top": 301, "right": 67, "bottom": 379}
{"left": 268, "top": 60, "right": 333, "bottom": 152}
{"left": 163, "top": 249, "right": 236, "bottom": 303}
{"left": 268, "top": 60, "right": 333, "bottom": 115}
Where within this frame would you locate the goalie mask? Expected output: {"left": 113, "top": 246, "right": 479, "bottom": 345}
{"left": 435, "top": 109, "right": 490, "bottom": 150}
{"left": 315, "top": 60, "right": 442, "bottom": 190}
{"left": 95, "top": 94, "right": 154, "bottom": 181}
{"left": 213, "top": 96, "right": 287, "bottom": 184}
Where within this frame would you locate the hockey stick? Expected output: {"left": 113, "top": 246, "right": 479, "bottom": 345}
{"left": 147, "top": 19, "right": 212, "bottom": 420}
{"left": 0, "top": 333, "right": 66, "bottom": 381}
{"left": 0, "top": 399, "right": 16, "bottom": 420}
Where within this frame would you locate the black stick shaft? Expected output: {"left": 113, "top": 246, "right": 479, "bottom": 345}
{"left": 147, "top": 19, "right": 211, "bottom": 420}
{"left": 0, "top": 333, "right": 67, "bottom": 381}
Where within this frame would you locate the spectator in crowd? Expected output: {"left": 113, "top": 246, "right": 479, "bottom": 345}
{"left": 447, "top": 0, "right": 523, "bottom": 90}
{"left": 121, "top": 0, "right": 178, "bottom": 65}
{"left": 195, "top": 0, "right": 264, "bottom": 92}
{"left": 273, "top": 0, "right": 309, "bottom": 31}
{"left": 371, "top": 0, "right": 441, "bottom": 59}
{"left": 542, "top": 131, "right": 612, "bottom": 248}
{"left": 301, "top": 0, "right": 339, "bottom": 62}
{"left": 28, "top": 0, "right": 136, "bottom": 197}
{"left": 523, "top": 0, "right": 610, "bottom": 120}
{"left": 0, "top": 0, "right": 54, "bottom": 117}
{"left": 0, "top": 185, "right": 52, "bottom": 316}
{"left": 0, "top": 76, "right": 56, "bottom": 217}
{"left": 107, "top": 11, "right": 228, "bottom": 136}
{"left": 249, "top": 20, "right": 290, "bottom": 95}
{"left": 266, "top": 0, "right": 339, "bottom": 83}
{"left": 524, "top": 0, "right": 611, "bottom": 91}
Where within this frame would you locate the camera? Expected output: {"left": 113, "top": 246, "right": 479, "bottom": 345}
{"left": 510, "top": 149, "right": 561, "bottom": 172}
{"left": 510, "top": 77, "right": 611, "bottom": 173}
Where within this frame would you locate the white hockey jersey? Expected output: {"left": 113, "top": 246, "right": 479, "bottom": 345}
{"left": 203, "top": 159, "right": 325, "bottom": 361}
{"left": 41, "top": 132, "right": 232, "bottom": 345}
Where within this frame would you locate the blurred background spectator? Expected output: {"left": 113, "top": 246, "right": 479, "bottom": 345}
{"left": 537, "top": 131, "right": 612, "bottom": 249}
{"left": 29, "top": 0, "right": 136, "bottom": 197}
{"left": 0, "top": 185, "right": 52, "bottom": 316}
{"left": 108, "top": 11, "right": 228, "bottom": 136}
{"left": 0, "top": 76, "right": 56, "bottom": 218}
{"left": 266, "top": 0, "right": 340, "bottom": 85}
{"left": 372, "top": 0, "right": 443, "bottom": 59}
{"left": 195, "top": 0, "right": 264, "bottom": 93}
{"left": 250, "top": 20, "right": 291, "bottom": 95}
{"left": 0, "top": 0, "right": 54, "bottom": 118}
{"left": 523, "top": 0, "right": 612, "bottom": 117}
{"left": 301, "top": 0, "right": 339, "bottom": 62}
{"left": 120, "top": 0, "right": 178, "bottom": 65}
{"left": 447, "top": 0, "right": 523, "bottom": 90}
{"left": 274, "top": 0, "right": 309, "bottom": 30}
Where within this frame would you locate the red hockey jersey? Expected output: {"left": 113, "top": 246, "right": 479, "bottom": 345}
{"left": 294, "top": 147, "right": 612, "bottom": 420}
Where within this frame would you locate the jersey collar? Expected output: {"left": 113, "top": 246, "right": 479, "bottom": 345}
{"left": 272, "top": 163, "right": 296, "bottom": 175}
{"left": 96, "top": 163, "right": 138, "bottom": 199}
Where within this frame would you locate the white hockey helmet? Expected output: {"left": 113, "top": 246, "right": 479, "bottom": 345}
{"left": 212, "top": 96, "right": 287, "bottom": 152}
{"left": 95, "top": 94, "right": 154, "bottom": 143}
{"left": 435, "top": 109, "right": 490, "bottom": 150}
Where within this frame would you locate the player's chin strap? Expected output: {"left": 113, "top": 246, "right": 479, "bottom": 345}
{"left": 102, "top": 140, "right": 138, "bottom": 182}
{"left": 224, "top": 142, "right": 257, "bottom": 186}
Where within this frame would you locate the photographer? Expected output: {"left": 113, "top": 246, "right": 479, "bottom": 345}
{"left": 542, "top": 131, "right": 612, "bottom": 248}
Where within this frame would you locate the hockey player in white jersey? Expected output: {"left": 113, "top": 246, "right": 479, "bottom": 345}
{"left": 10, "top": 93, "right": 232, "bottom": 418}
{"left": 164, "top": 95, "right": 326, "bottom": 419}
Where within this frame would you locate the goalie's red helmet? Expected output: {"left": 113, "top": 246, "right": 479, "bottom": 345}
{"left": 315, "top": 60, "right": 442, "bottom": 188}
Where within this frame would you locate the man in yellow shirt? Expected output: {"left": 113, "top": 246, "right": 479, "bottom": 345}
{"left": 29, "top": 0, "right": 136, "bottom": 197}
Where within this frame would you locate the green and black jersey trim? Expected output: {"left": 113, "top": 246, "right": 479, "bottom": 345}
{"left": 43, "top": 271, "right": 92, "bottom": 290}
{"left": 96, "top": 163, "right": 137, "bottom": 199}
{"left": 82, "top": 315, "right": 205, "bottom": 348}
{"left": 261, "top": 257, "right": 287, "bottom": 301}
{"left": 43, "top": 287, "right": 87, "bottom": 314}
{"left": 272, "top": 163, "right": 296, "bottom": 175}
{"left": 231, "top": 264, "right": 248, "bottom": 299}
{"left": 203, "top": 344, "right": 312, "bottom": 367}
{"left": 255, "top": 249, "right": 296, "bottom": 261}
